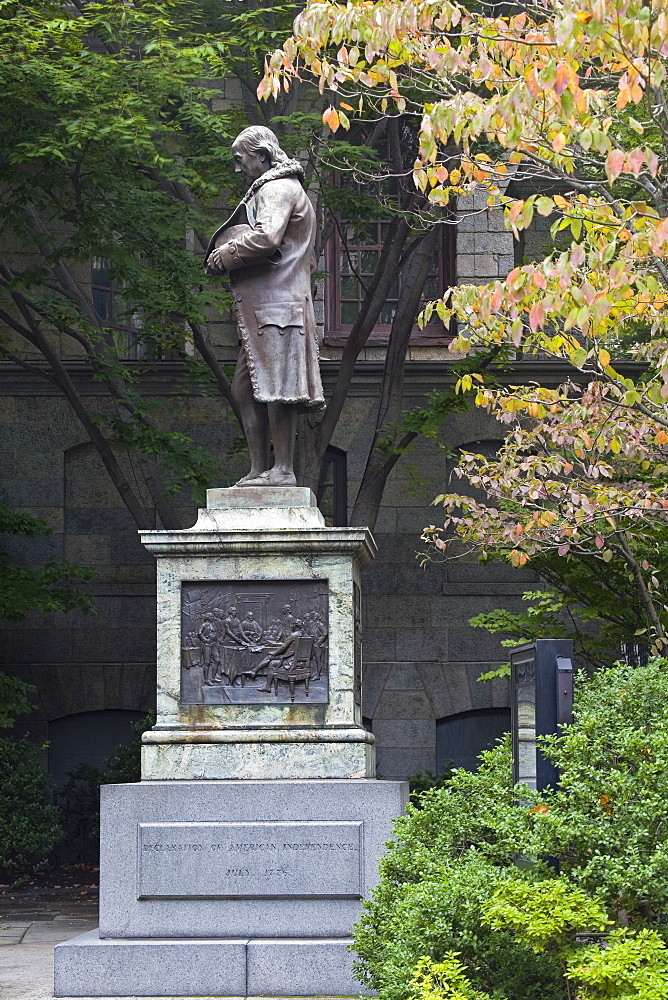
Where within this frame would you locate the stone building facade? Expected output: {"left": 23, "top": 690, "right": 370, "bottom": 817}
{"left": 0, "top": 168, "right": 541, "bottom": 784}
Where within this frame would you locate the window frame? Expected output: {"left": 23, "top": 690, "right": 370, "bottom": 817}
{"left": 323, "top": 214, "right": 456, "bottom": 347}
{"left": 90, "top": 257, "right": 156, "bottom": 361}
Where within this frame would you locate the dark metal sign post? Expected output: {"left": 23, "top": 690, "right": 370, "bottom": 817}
{"left": 510, "top": 639, "right": 574, "bottom": 792}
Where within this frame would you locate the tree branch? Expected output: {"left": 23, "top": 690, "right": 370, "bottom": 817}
{"left": 188, "top": 321, "right": 244, "bottom": 429}
{"left": 613, "top": 534, "right": 665, "bottom": 640}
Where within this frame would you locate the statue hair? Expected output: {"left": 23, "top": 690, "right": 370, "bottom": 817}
{"left": 234, "top": 126, "right": 292, "bottom": 167}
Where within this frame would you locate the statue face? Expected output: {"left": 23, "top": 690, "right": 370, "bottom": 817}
{"left": 232, "top": 141, "right": 270, "bottom": 186}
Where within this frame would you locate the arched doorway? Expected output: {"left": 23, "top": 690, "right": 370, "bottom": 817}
{"left": 436, "top": 708, "right": 511, "bottom": 773}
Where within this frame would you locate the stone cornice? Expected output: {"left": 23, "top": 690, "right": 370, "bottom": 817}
{"left": 139, "top": 527, "right": 377, "bottom": 567}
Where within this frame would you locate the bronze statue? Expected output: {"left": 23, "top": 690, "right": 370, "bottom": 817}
{"left": 204, "top": 126, "right": 324, "bottom": 487}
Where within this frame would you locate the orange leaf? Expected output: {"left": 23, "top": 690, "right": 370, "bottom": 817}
{"left": 554, "top": 63, "right": 570, "bottom": 96}
{"left": 605, "top": 149, "right": 625, "bottom": 183}
{"left": 529, "top": 302, "right": 545, "bottom": 331}
{"left": 552, "top": 132, "right": 567, "bottom": 153}
{"left": 322, "top": 107, "right": 340, "bottom": 131}
{"left": 525, "top": 67, "right": 541, "bottom": 98}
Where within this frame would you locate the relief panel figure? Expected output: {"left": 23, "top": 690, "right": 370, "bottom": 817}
{"left": 181, "top": 581, "right": 329, "bottom": 705}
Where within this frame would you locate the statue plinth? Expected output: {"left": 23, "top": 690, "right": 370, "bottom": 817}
{"left": 54, "top": 489, "right": 407, "bottom": 998}
{"left": 140, "top": 486, "right": 375, "bottom": 780}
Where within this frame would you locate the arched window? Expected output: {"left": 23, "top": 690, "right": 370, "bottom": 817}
{"left": 317, "top": 446, "right": 348, "bottom": 527}
{"left": 436, "top": 708, "right": 511, "bottom": 773}
{"left": 48, "top": 710, "right": 146, "bottom": 788}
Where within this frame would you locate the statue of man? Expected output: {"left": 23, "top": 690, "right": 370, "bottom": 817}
{"left": 204, "top": 126, "right": 325, "bottom": 486}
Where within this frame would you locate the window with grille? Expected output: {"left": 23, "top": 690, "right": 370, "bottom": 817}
{"left": 90, "top": 257, "right": 154, "bottom": 361}
{"left": 324, "top": 198, "right": 455, "bottom": 346}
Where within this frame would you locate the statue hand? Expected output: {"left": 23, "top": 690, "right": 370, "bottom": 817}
{"left": 204, "top": 247, "right": 227, "bottom": 276}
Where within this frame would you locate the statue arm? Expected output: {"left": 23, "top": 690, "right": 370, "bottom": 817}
{"left": 216, "top": 182, "right": 294, "bottom": 272}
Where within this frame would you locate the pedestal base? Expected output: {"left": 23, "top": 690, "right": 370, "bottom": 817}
{"left": 54, "top": 779, "right": 407, "bottom": 997}
{"left": 55, "top": 932, "right": 371, "bottom": 998}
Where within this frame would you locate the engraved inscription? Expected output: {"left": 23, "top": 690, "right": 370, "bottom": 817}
{"left": 181, "top": 580, "right": 329, "bottom": 706}
{"left": 137, "top": 822, "right": 363, "bottom": 898}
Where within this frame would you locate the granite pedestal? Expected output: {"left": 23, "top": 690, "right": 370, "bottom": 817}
{"left": 54, "top": 488, "right": 406, "bottom": 997}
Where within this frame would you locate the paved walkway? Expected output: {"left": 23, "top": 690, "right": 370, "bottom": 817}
{"left": 1, "top": 912, "right": 97, "bottom": 1000}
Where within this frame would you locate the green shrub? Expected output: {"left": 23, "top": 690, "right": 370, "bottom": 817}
{"left": 407, "top": 766, "right": 454, "bottom": 807}
{"left": 354, "top": 658, "right": 668, "bottom": 1000}
{"left": 354, "top": 739, "right": 564, "bottom": 1000}
{"left": 53, "top": 713, "right": 155, "bottom": 862}
{"left": 104, "top": 712, "right": 155, "bottom": 784}
{"left": 0, "top": 736, "right": 61, "bottom": 880}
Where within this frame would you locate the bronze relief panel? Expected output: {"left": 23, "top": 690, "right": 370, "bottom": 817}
{"left": 181, "top": 580, "right": 329, "bottom": 705}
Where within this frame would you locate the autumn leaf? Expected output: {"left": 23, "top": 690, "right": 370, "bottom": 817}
{"left": 605, "top": 149, "right": 625, "bottom": 183}
{"left": 322, "top": 106, "right": 340, "bottom": 131}
{"left": 529, "top": 302, "right": 545, "bottom": 331}
{"left": 529, "top": 803, "right": 549, "bottom": 815}
{"left": 600, "top": 794, "right": 614, "bottom": 816}
{"left": 552, "top": 132, "right": 567, "bottom": 153}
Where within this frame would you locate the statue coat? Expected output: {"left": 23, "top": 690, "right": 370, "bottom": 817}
{"left": 204, "top": 176, "right": 325, "bottom": 409}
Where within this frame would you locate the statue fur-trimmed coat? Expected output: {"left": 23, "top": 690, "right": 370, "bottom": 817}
{"left": 204, "top": 172, "right": 325, "bottom": 410}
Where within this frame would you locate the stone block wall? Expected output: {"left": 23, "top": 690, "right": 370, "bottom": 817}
{"left": 456, "top": 191, "right": 515, "bottom": 283}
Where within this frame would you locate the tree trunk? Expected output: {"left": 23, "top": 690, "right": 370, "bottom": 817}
{"left": 298, "top": 217, "right": 415, "bottom": 494}
{"left": 350, "top": 226, "right": 440, "bottom": 530}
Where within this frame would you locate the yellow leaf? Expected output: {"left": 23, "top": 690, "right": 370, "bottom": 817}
{"left": 598, "top": 348, "right": 611, "bottom": 367}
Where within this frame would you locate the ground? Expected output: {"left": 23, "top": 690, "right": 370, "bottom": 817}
{"left": 0, "top": 865, "right": 97, "bottom": 1000}
{"left": 0, "top": 864, "right": 344, "bottom": 999}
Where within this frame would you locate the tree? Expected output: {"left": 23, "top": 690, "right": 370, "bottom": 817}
{"left": 0, "top": 505, "right": 94, "bottom": 727}
{"left": 0, "top": 0, "right": 241, "bottom": 529}
{"left": 262, "top": 0, "right": 668, "bottom": 635}
{"left": 353, "top": 658, "right": 668, "bottom": 1000}
{"left": 0, "top": 0, "right": 481, "bottom": 536}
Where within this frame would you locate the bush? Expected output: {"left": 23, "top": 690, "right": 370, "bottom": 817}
{"left": 407, "top": 766, "right": 454, "bottom": 807}
{"left": 104, "top": 712, "right": 155, "bottom": 784}
{"left": 353, "top": 659, "right": 668, "bottom": 1000}
{"left": 354, "top": 739, "right": 564, "bottom": 1000}
{"left": 53, "top": 713, "right": 155, "bottom": 863}
{"left": 0, "top": 736, "right": 61, "bottom": 881}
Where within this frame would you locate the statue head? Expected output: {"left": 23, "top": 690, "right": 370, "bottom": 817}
{"left": 231, "top": 126, "right": 291, "bottom": 187}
